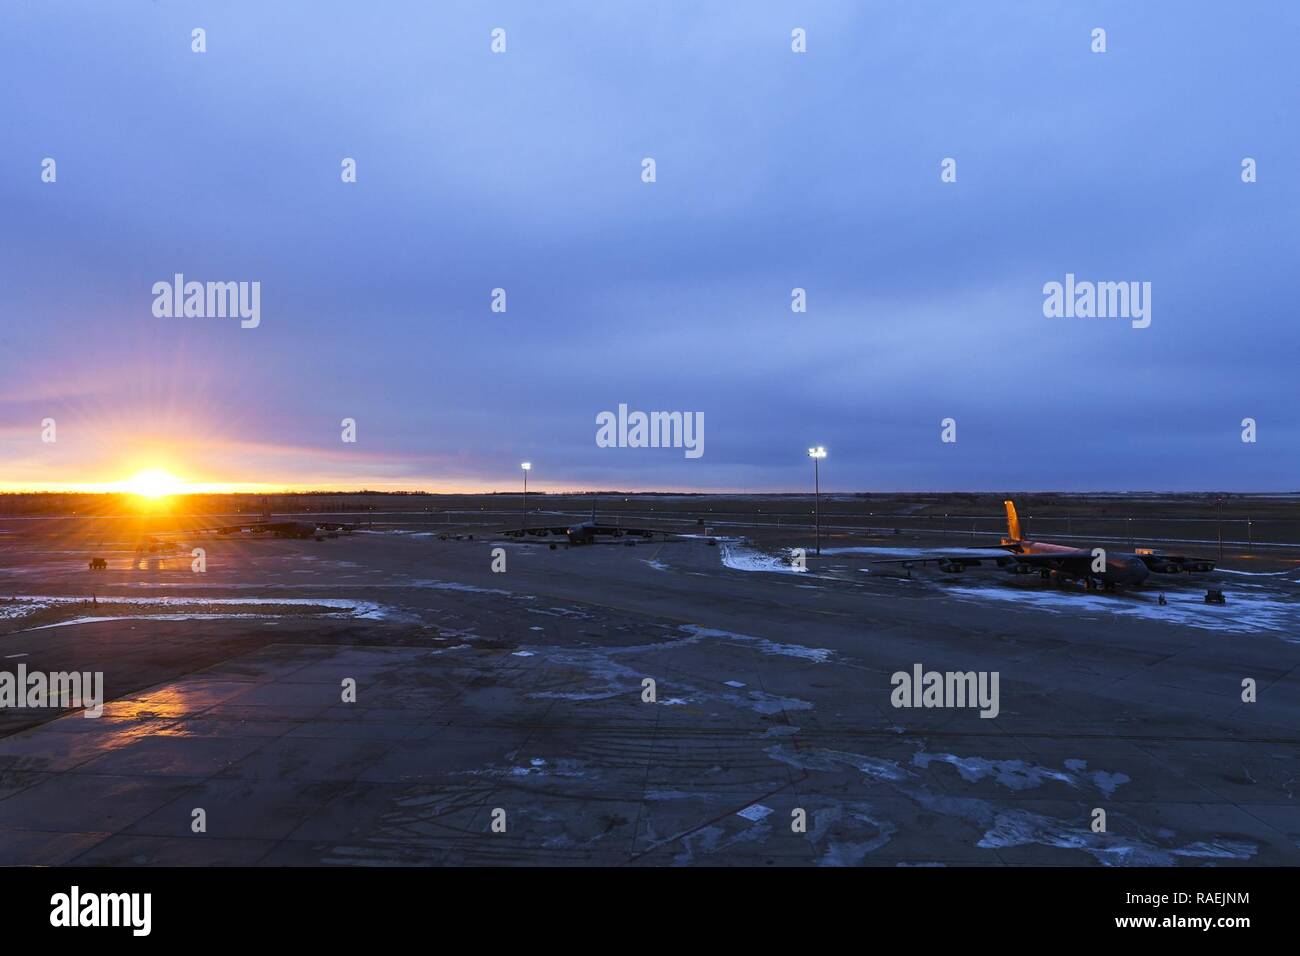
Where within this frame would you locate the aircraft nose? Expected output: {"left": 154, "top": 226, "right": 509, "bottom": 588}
{"left": 1123, "top": 556, "right": 1149, "bottom": 584}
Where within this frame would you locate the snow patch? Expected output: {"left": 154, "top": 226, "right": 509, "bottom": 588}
{"left": 719, "top": 541, "right": 806, "bottom": 574}
{"left": 944, "top": 584, "right": 1299, "bottom": 639}
{"left": 681, "top": 624, "right": 834, "bottom": 663}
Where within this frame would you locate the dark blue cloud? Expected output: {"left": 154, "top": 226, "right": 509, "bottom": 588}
{"left": 2, "top": 1, "right": 1296, "bottom": 491}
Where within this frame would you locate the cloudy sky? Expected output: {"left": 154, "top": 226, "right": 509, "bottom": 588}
{"left": 2, "top": 1, "right": 1296, "bottom": 493}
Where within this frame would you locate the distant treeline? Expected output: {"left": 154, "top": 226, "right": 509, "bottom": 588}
{"left": 1, "top": 489, "right": 1294, "bottom": 519}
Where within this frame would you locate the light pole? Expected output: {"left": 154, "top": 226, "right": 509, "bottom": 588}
{"left": 808, "top": 446, "right": 827, "bottom": 555}
{"left": 1215, "top": 494, "right": 1224, "bottom": 560}
{"left": 521, "top": 462, "right": 531, "bottom": 529}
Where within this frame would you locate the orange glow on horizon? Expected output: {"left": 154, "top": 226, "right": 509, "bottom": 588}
{"left": 122, "top": 468, "right": 186, "bottom": 499}
{"left": 0, "top": 454, "right": 718, "bottom": 497}
{"left": 0, "top": 477, "right": 722, "bottom": 496}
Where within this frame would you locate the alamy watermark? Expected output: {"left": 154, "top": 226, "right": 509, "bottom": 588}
{"left": 152, "top": 273, "right": 260, "bottom": 328}
{"left": 891, "top": 663, "right": 999, "bottom": 718}
{"left": 596, "top": 404, "right": 704, "bottom": 459}
{"left": 1042, "top": 273, "right": 1150, "bottom": 329}
{"left": 50, "top": 886, "right": 150, "bottom": 936}
{"left": 0, "top": 666, "right": 103, "bottom": 717}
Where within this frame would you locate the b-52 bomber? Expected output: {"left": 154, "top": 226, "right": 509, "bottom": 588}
{"left": 498, "top": 502, "right": 680, "bottom": 546}
{"left": 201, "top": 507, "right": 360, "bottom": 541}
{"left": 206, "top": 518, "right": 357, "bottom": 540}
{"left": 870, "top": 501, "right": 1215, "bottom": 590}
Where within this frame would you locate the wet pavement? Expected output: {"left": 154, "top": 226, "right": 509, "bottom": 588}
{"left": 0, "top": 526, "right": 1297, "bottom": 865}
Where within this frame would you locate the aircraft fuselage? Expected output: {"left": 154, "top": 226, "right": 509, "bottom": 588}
{"left": 1008, "top": 539, "right": 1150, "bottom": 587}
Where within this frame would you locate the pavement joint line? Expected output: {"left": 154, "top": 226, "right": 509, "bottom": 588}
{"left": 627, "top": 654, "right": 669, "bottom": 861}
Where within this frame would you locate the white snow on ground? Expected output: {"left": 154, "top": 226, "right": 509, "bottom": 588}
{"left": 764, "top": 744, "right": 911, "bottom": 782}
{"left": 4, "top": 595, "right": 370, "bottom": 609}
{"left": 680, "top": 625, "right": 835, "bottom": 663}
{"left": 1219, "top": 567, "right": 1300, "bottom": 577}
{"left": 913, "top": 752, "right": 1130, "bottom": 796}
{"left": 409, "top": 579, "right": 513, "bottom": 596}
{"left": 0, "top": 600, "right": 51, "bottom": 620}
{"left": 28, "top": 614, "right": 287, "bottom": 630}
{"left": 768, "top": 743, "right": 1253, "bottom": 865}
{"left": 719, "top": 541, "right": 805, "bottom": 574}
{"left": 526, "top": 606, "right": 592, "bottom": 619}
{"left": 965, "top": 802, "right": 1256, "bottom": 865}
{"left": 942, "top": 584, "right": 1299, "bottom": 638}
{"left": 0, "top": 595, "right": 396, "bottom": 629}
{"left": 519, "top": 631, "right": 819, "bottom": 714}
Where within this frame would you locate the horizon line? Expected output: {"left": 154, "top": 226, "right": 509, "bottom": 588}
{"left": 1, "top": 488, "right": 1297, "bottom": 498}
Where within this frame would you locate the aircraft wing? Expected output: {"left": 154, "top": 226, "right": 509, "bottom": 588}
{"left": 997, "top": 551, "right": 1095, "bottom": 572}
{"left": 591, "top": 524, "right": 680, "bottom": 539}
{"left": 1136, "top": 552, "right": 1216, "bottom": 573}
{"left": 496, "top": 523, "right": 680, "bottom": 540}
{"left": 863, "top": 547, "right": 1011, "bottom": 568}
{"left": 194, "top": 521, "right": 320, "bottom": 538}
{"left": 866, "top": 548, "right": 1094, "bottom": 573}
{"left": 188, "top": 521, "right": 270, "bottom": 534}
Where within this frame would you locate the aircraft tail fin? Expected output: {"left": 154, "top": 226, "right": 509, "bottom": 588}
{"left": 1003, "top": 500, "right": 1022, "bottom": 542}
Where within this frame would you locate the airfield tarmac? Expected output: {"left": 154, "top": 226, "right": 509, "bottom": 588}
{"left": 0, "top": 499, "right": 1298, "bottom": 866}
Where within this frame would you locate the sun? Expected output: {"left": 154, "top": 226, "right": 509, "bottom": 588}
{"left": 123, "top": 468, "right": 186, "bottom": 499}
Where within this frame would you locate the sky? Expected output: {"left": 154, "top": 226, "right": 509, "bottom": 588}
{"left": 1, "top": 1, "right": 1297, "bottom": 493}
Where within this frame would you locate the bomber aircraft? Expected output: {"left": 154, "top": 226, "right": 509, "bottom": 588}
{"left": 870, "top": 501, "right": 1215, "bottom": 590}
{"left": 497, "top": 500, "right": 681, "bottom": 546}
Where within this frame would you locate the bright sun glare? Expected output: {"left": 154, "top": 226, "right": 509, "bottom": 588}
{"left": 123, "top": 468, "right": 186, "bottom": 499}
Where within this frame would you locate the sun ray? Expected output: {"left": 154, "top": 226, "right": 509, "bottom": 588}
{"left": 121, "top": 468, "right": 186, "bottom": 499}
